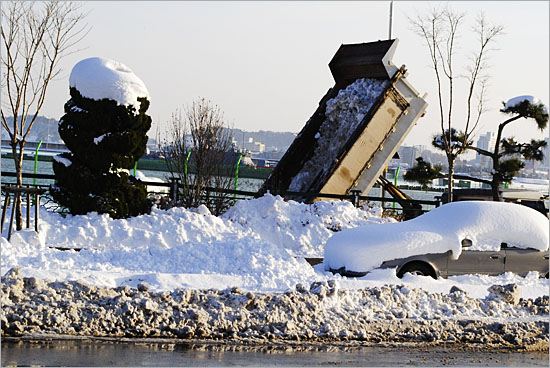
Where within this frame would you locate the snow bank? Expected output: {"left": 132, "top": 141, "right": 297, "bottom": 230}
{"left": 0, "top": 209, "right": 311, "bottom": 292}
{"left": 69, "top": 57, "right": 149, "bottom": 108}
{"left": 505, "top": 95, "right": 548, "bottom": 114}
{"left": 289, "top": 78, "right": 388, "bottom": 191}
{"left": 1, "top": 196, "right": 547, "bottom": 299}
{"left": 3, "top": 267, "right": 548, "bottom": 344}
{"left": 0, "top": 195, "right": 389, "bottom": 292}
{"left": 222, "top": 194, "right": 390, "bottom": 256}
{"left": 324, "top": 201, "right": 549, "bottom": 273}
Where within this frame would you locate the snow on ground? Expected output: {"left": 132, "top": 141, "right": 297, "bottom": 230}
{"left": 223, "top": 194, "right": 389, "bottom": 256}
{"left": 1, "top": 195, "right": 548, "bottom": 300}
{"left": 324, "top": 201, "right": 549, "bottom": 274}
{"left": 69, "top": 57, "right": 149, "bottom": 108}
{"left": 508, "top": 177, "right": 550, "bottom": 195}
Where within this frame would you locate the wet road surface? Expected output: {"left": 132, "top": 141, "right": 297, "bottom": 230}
{"left": 2, "top": 339, "right": 548, "bottom": 367}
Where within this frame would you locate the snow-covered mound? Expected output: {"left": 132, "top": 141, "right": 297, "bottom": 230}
{"left": 1, "top": 196, "right": 548, "bottom": 299}
{"left": 222, "top": 194, "right": 390, "bottom": 256}
{"left": 0, "top": 195, "right": 390, "bottom": 292}
{"left": 324, "top": 201, "right": 549, "bottom": 273}
{"left": 3, "top": 268, "right": 548, "bottom": 343}
{"left": 504, "top": 95, "right": 548, "bottom": 114}
{"left": 69, "top": 57, "right": 149, "bottom": 108}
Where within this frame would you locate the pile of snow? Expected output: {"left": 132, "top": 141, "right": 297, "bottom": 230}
{"left": 1, "top": 196, "right": 547, "bottom": 299}
{"left": 69, "top": 57, "right": 149, "bottom": 108}
{"left": 324, "top": 201, "right": 549, "bottom": 274}
{"left": 504, "top": 95, "right": 548, "bottom": 115}
{"left": 223, "top": 194, "right": 389, "bottom": 256}
{"left": 0, "top": 195, "right": 389, "bottom": 292}
{"left": 289, "top": 78, "right": 388, "bottom": 191}
{"left": 3, "top": 268, "right": 548, "bottom": 342}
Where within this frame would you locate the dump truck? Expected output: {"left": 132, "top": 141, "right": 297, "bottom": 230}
{"left": 259, "top": 39, "right": 428, "bottom": 217}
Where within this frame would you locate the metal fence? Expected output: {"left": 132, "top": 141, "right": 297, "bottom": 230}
{"left": 1, "top": 171, "right": 441, "bottom": 216}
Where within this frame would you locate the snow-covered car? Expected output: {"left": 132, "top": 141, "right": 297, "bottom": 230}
{"left": 324, "top": 201, "right": 549, "bottom": 279}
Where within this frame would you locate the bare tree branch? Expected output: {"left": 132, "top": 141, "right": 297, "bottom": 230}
{"left": 409, "top": 7, "right": 502, "bottom": 202}
{"left": 1, "top": 0, "right": 88, "bottom": 229}
{"left": 463, "top": 13, "right": 504, "bottom": 140}
{"left": 452, "top": 174, "right": 493, "bottom": 186}
{"left": 160, "top": 99, "right": 238, "bottom": 215}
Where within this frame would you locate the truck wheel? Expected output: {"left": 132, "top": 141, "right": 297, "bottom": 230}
{"left": 397, "top": 262, "right": 437, "bottom": 279}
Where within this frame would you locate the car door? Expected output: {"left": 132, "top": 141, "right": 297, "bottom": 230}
{"left": 503, "top": 245, "right": 549, "bottom": 276}
{"left": 446, "top": 241, "right": 505, "bottom": 276}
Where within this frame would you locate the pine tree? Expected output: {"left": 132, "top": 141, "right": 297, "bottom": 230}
{"left": 52, "top": 88, "right": 152, "bottom": 218}
{"left": 405, "top": 98, "right": 548, "bottom": 200}
{"left": 403, "top": 157, "right": 443, "bottom": 191}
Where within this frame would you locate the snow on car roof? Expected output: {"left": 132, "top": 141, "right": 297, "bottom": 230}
{"left": 324, "top": 201, "right": 549, "bottom": 273}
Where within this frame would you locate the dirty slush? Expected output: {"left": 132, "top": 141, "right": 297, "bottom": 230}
{"left": 2, "top": 268, "right": 547, "bottom": 351}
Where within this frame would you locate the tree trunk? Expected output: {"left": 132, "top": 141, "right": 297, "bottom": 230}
{"left": 490, "top": 180, "right": 501, "bottom": 201}
{"left": 12, "top": 141, "right": 25, "bottom": 230}
{"left": 491, "top": 129, "right": 504, "bottom": 202}
{"left": 447, "top": 158, "right": 454, "bottom": 202}
{"left": 491, "top": 153, "right": 502, "bottom": 202}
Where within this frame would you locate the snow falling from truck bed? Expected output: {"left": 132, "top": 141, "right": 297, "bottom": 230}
{"left": 289, "top": 78, "right": 389, "bottom": 192}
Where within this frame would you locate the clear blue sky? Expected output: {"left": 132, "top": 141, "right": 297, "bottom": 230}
{"left": 38, "top": 1, "right": 549, "bottom": 148}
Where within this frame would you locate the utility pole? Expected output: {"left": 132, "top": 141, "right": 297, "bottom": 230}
{"left": 389, "top": 0, "right": 394, "bottom": 39}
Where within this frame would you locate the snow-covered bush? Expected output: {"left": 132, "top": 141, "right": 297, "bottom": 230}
{"left": 52, "top": 58, "right": 152, "bottom": 218}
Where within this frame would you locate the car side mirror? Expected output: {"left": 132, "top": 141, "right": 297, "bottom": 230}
{"left": 461, "top": 239, "right": 473, "bottom": 248}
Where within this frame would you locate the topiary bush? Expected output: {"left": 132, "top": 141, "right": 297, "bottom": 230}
{"left": 52, "top": 87, "right": 152, "bottom": 218}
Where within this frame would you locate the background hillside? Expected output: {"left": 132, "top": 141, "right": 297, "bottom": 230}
{"left": 2, "top": 116, "right": 63, "bottom": 143}
{"left": 1, "top": 117, "right": 297, "bottom": 153}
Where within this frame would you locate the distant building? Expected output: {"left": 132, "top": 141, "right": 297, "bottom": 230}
{"left": 476, "top": 132, "right": 497, "bottom": 170}
{"left": 398, "top": 145, "right": 425, "bottom": 168}
{"left": 231, "top": 136, "right": 266, "bottom": 153}
{"left": 523, "top": 158, "right": 537, "bottom": 173}
{"left": 543, "top": 137, "right": 550, "bottom": 168}
{"left": 245, "top": 141, "right": 265, "bottom": 153}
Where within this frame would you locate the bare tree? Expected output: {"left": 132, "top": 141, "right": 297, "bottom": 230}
{"left": 410, "top": 8, "right": 503, "bottom": 201}
{"left": 1, "top": 1, "right": 88, "bottom": 229}
{"left": 161, "top": 98, "right": 238, "bottom": 215}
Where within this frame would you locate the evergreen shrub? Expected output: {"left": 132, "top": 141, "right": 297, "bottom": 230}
{"left": 52, "top": 88, "right": 152, "bottom": 218}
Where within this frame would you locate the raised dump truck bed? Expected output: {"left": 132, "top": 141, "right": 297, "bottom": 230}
{"left": 259, "top": 39, "right": 428, "bottom": 201}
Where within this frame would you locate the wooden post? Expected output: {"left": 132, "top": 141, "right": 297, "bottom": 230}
{"left": 2, "top": 186, "right": 46, "bottom": 239}
{"left": 35, "top": 193, "right": 40, "bottom": 233}
{"left": 1, "top": 192, "right": 11, "bottom": 233}
{"left": 7, "top": 192, "right": 19, "bottom": 241}
{"left": 350, "top": 190, "right": 361, "bottom": 207}
{"left": 26, "top": 186, "right": 31, "bottom": 229}
{"left": 170, "top": 177, "right": 180, "bottom": 203}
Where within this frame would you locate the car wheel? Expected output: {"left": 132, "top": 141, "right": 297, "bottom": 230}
{"left": 397, "top": 262, "right": 437, "bottom": 279}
